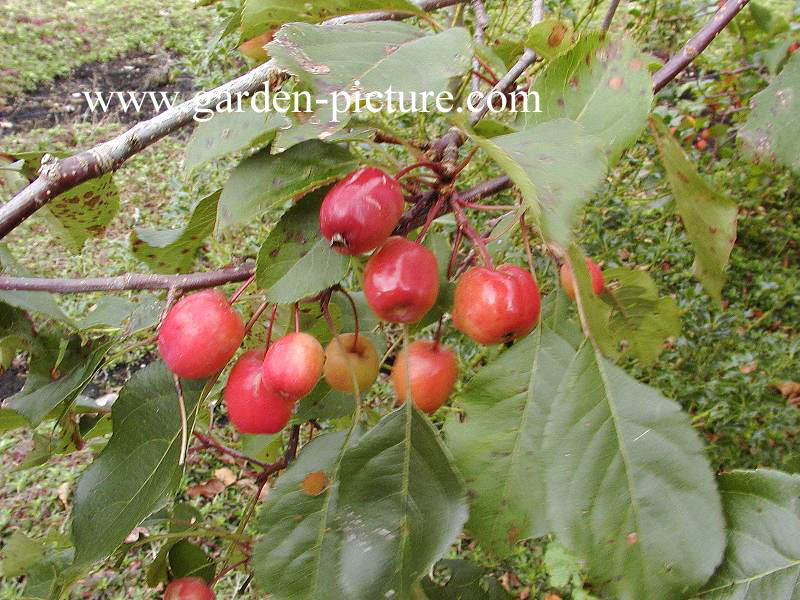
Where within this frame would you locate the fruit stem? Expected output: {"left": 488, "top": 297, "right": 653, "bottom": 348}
{"left": 414, "top": 192, "right": 448, "bottom": 243}
{"left": 172, "top": 374, "right": 188, "bottom": 466}
{"left": 229, "top": 273, "right": 256, "bottom": 304}
{"left": 449, "top": 147, "right": 479, "bottom": 179}
{"left": 294, "top": 303, "right": 300, "bottom": 333}
{"left": 395, "top": 161, "right": 447, "bottom": 180}
{"left": 433, "top": 315, "right": 445, "bottom": 350}
{"left": 458, "top": 199, "right": 517, "bottom": 211}
{"left": 447, "top": 228, "right": 463, "bottom": 279}
{"left": 336, "top": 286, "right": 361, "bottom": 351}
{"left": 244, "top": 300, "right": 271, "bottom": 336}
{"left": 193, "top": 431, "right": 270, "bottom": 469}
{"left": 211, "top": 558, "right": 250, "bottom": 587}
{"left": 265, "top": 304, "right": 278, "bottom": 348}
{"left": 519, "top": 213, "right": 539, "bottom": 286}
{"left": 450, "top": 196, "right": 493, "bottom": 267}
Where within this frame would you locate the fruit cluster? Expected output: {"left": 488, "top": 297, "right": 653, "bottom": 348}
{"left": 157, "top": 168, "right": 604, "bottom": 444}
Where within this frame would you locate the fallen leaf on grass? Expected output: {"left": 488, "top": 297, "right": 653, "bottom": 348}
{"left": 776, "top": 381, "right": 800, "bottom": 405}
{"left": 186, "top": 479, "right": 225, "bottom": 499}
{"left": 214, "top": 467, "right": 237, "bottom": 486}
{"left": 739, "top": 361, "right": 757, "bottom": 374}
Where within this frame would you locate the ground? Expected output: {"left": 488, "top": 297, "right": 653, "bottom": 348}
{"left": 0, "top": 0, "right": 798, "bottom": 598}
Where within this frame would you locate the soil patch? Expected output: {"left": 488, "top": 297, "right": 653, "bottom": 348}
{"left": 0, "top": 51, "right": 196, "bottom": 134}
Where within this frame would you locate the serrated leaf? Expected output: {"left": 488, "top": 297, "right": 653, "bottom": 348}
{"left": 168, "top": 540, "right": 216, "bottom": 582}
{"left": 293, "top": 380, "right": 356, "bottom": 422}
{"left": 697, "top": 469, "right": 800, "bottom": 599}
{"left": 241, "top": 0, "right": 422, "bottom": 39}
{"left": 42, "top": 174, "right": 119, "bottom": 253}
{"left": 542, "top": 343, "right": 726, "bottom": 600}
{"left": 255, "top": 189, "right": 349, "bottom": 303}
{"left": 651, "top": 118, "right": 737, "bottom": 304}
{"left": 739, "top": 51, "right": 800, "bottom": 174}
{"left": 336, "top": 405, "right": 468, "bottom": 598}
{"left": 255, "top": 404, "right": 467, "bottom": 599}
{"left": 525, "top": 19, "right": 575, "bottom": 60}
{"left": 184, "top": 108, "right": 287, "bottom": 172}
{"left": 517, "top": 35, "right": 653, "bottom": 164}
{"left": 131, "top": 191, "right": 219, "bottom": 274}
{"left": 217, "top": 140, "right": 357, "bottom": 230}
{"left": 464, "top": 118, "right": 607, "bottom": 244}
{"left": 71, "top": 361, "right": 206, "bottom": 566}
{"left": 0, "top": 245, "right": 69, "bottom": 323}
{"left": 5, "top": 339, "right": 114, "bottom": 426}
{"left": 421, "top": 559, "right": 511, "bottom": 600}
{"left": 267, "top": 23, "right": 471, "bottom": 146}
{"left": 445, "top": 326, "right": 575, "bottom": 557}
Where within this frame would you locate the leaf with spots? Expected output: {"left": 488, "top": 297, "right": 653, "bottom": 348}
{"left": 542, "top": 342, "right": 725, "bottom": 600}
{"left": 650, "top": 118, "right": 737, "bottom": 305}
{"left": 256, "top": 188, "right": 349, "bottom": 304}
{"left": 131, "top": 191, "right": 219, "bottom": 274}
{"left": 525, "top": 19, "right": 575, "bottom": 61}
{"left": 739, "top": 50, "right": 800, "bottom": 174}
{"left": 697, "top": 469, "right": 800, "bottom": 599}
{"left": 71, "top": 361, "right": 206, "bottom": 566}
{"left": 462, "top": 117, "right": 607, "bottom": 244}
{"left": 42, "top": 174, "right": 120, "bottom": 253}
{"left": 217, "top": 140, "right": 357, "bottom": 230}
{"left": 184, "top": 108, "right": 287, "bottom": 172}
{"left": 241, "top": 0, "right": 422, "bottom": 39}
{"left": 445, "top": 326, "right": 576, "bottom": 558}
{"left": 266, "top": 23, "right": 471, "bottom": 148}
{"left": 517, "top": 35, "right": 653, "bottom": 165}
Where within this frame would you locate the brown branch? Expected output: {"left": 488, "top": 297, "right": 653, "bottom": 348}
{"left": 653, "top": 0, "right": 750, "bottom": 93}
{"left": 193, "top": 431, "right": 269, "bottom": 469}
{"left": 470, "top": 0, "right": 489, "bottom": 93}
{"left": 601, "top": 0, "right": 622, "bottom": 33}
{"left": 0, "top": 262, "right": 254, "bottom": 293}
{"left": 0, "top": 0, "right": 467, "bottom": 241}
{"left": 470, "top": 48, "right": 538, "bottom": 124}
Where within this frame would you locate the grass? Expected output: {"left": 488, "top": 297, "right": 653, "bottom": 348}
{"left": 1, "top": 0, "right": 799, "bottom": 598}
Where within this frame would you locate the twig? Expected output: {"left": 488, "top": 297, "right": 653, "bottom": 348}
{"left": 531, "top": 0, "right": 544, "bottom": 25}
{"left": 229, "top": 274, "right": 256, "bottom": 304}
{"left": 0, "top": 263, "right": 255, "bottom": 293}
{"left": 244, "top": 300, "right": 271, "bottom": 336}
{"left": 471, "top": 0, "right": 489, "bottom": 93}
{"left": 0, "top": 0, "right": 467, "bottom": 240}
{"left": 450, "top": 197, "right": 492, "bottom": 267}
{"left": 601, "top": 0, "right": 622, "bottom": 33}
{"left": 653, "top": 0, "right": 750, "bottom": 93}
{"left": 193, "top": 431, "right": 269, "bottom": 469}
{"left": 471, "top": 48, "right": 538, "bottom": 123}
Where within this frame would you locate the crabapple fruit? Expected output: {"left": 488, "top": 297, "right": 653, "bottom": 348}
{"left": 261, "top": 332, "right": 325, "bottom": 401}
{"left": 392, "top": 340, "right": 458, "bottom": 414}
{"left": 452, "top": 264, "right": 540, "bottom": 345}
{"left": 560, "top": 258, "right": 605, "bottom": 302}
{"left": 224, "top": 349, "right": 292, "bottom": 434}
{"left": 363, "top": 236, "right": 439, "bottom": 323}
{"left": 320, "top": 167, "right": 405, "bottom": 255}
{"left": 323, "top": 333, "right": 380, "bottom": 393}
{"left": 158, "top": 290, "right": 244, "bottom": 379}
{"left": 163, "top": 577, "right": 215, "bottom": 600}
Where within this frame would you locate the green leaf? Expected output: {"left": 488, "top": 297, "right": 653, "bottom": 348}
{"left": 241, "top": 0, "right": 422, "bottom": 39}
{"left": 71, "top": 361, "right": 206, "bottom": 566}
{"left": 335, "top": 405, "right": 467, "bottom": 598}
{"left": 146, "top": 503, "right": 203, "bottom": 586}
{"left": 542, "top": 344, "right": 726, "bottom": 600}
{"left": 0, "top": 245, "right": 69, "bottom": 323}
{"left": 602, "top": 267, "right": 680, "bottom": 364}
{"left": 0, "top": 531, "right": 45, "bottom": 577}
{"left": 42, "top": 174, "right": 120, "bottom": 253}
{"left": 131, "top": 191, "right": 220, "bottom": 274}
{"left": 267, "top": 23, "right": 471, "bottom": 146}
{"left": 168, "top": 540, "right": 216, "bottom": 582}
{"left": 445, "top": 326, "right": 575, "bottom": 557}
{"left": 651, "top": 118, "right": 737, "bottom": 304}
{"left": 184, "top": 108, "right": 287, "bottom": 172}
{"left": 0, "top": 407, "right": 28, "bottom": 432}
{"left": 255, "top": 189, "right": 349, "bottom": 303}
{"left": 217, "top": 140, "right": 357, "bottom": 230}
{"left": 697, "top": 469, "right": 800, "bottom": 599}
{"left": 255, "top": 405, "right": 467, "bottom": 599}
{"left": 464, "top": 118, "right": 607, "bottom": 244}
{"left": 5, "top": 339, "right": 115, "bottom": 426}
{"left": 293, "top": 380, "right": 356, "bottom": 423}
{"left": 525, "top": 19, "right": 575, "bottom": 60}
{"left": 739, "top": 51, "right": 800, "bottom": 174}
{"left": 421, "top": 559, "right": 511, "bottom": 600}
{"left": 76, "top": 294, "right": 163, "bottom": 334}
{"left": 517, "top": 35, "right": 653, "bottom": 165}
{"left": 0, "top": 301, "right": 33, "bottom": 371}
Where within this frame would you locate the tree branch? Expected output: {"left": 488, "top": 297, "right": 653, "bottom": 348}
{"left": 0, "top": 0, "right": 467, "bottom": 241}
{"left": 470, "top": 0, "right": 489, "bottom": 93}
{"left": 653, "top": 0, "right": 750, "bottom": 93}
{"left": 0, "top": 263, "right": 254, "bottom": 293}
{"left": 531, "top": 0, "right": 544, "bottom": 25}
{"left": 601, "top": 0, "right": 622, "bottom": 33}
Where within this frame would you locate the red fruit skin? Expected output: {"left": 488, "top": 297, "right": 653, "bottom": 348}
{"left": 163, "top": 577, "right": 215, "bottom": 600}
{"left": 560, "top": 258, "right": 605, "bottom": 301}
{"left": 392, "top": 340, "right": 458, "bottom": 414}
{"left": 452, "top": 264, "right": 541, "bottom": 345}
{"left": 158, "top": 290, "right": 245, "bottom": 379}
{"left": 225, "top": 349, "right": 292, "bottom": 434}
{"left": 790, "top": 41, "right": 800, "bottom": 53}
{"left": 364, "top": 236, "right": 440, "bottom": 324}
{"left": 320, "top": 167, "right": 405, "bottom": 255}
{"left": 261, "top": 332, "right": 325, "bottom": 401}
